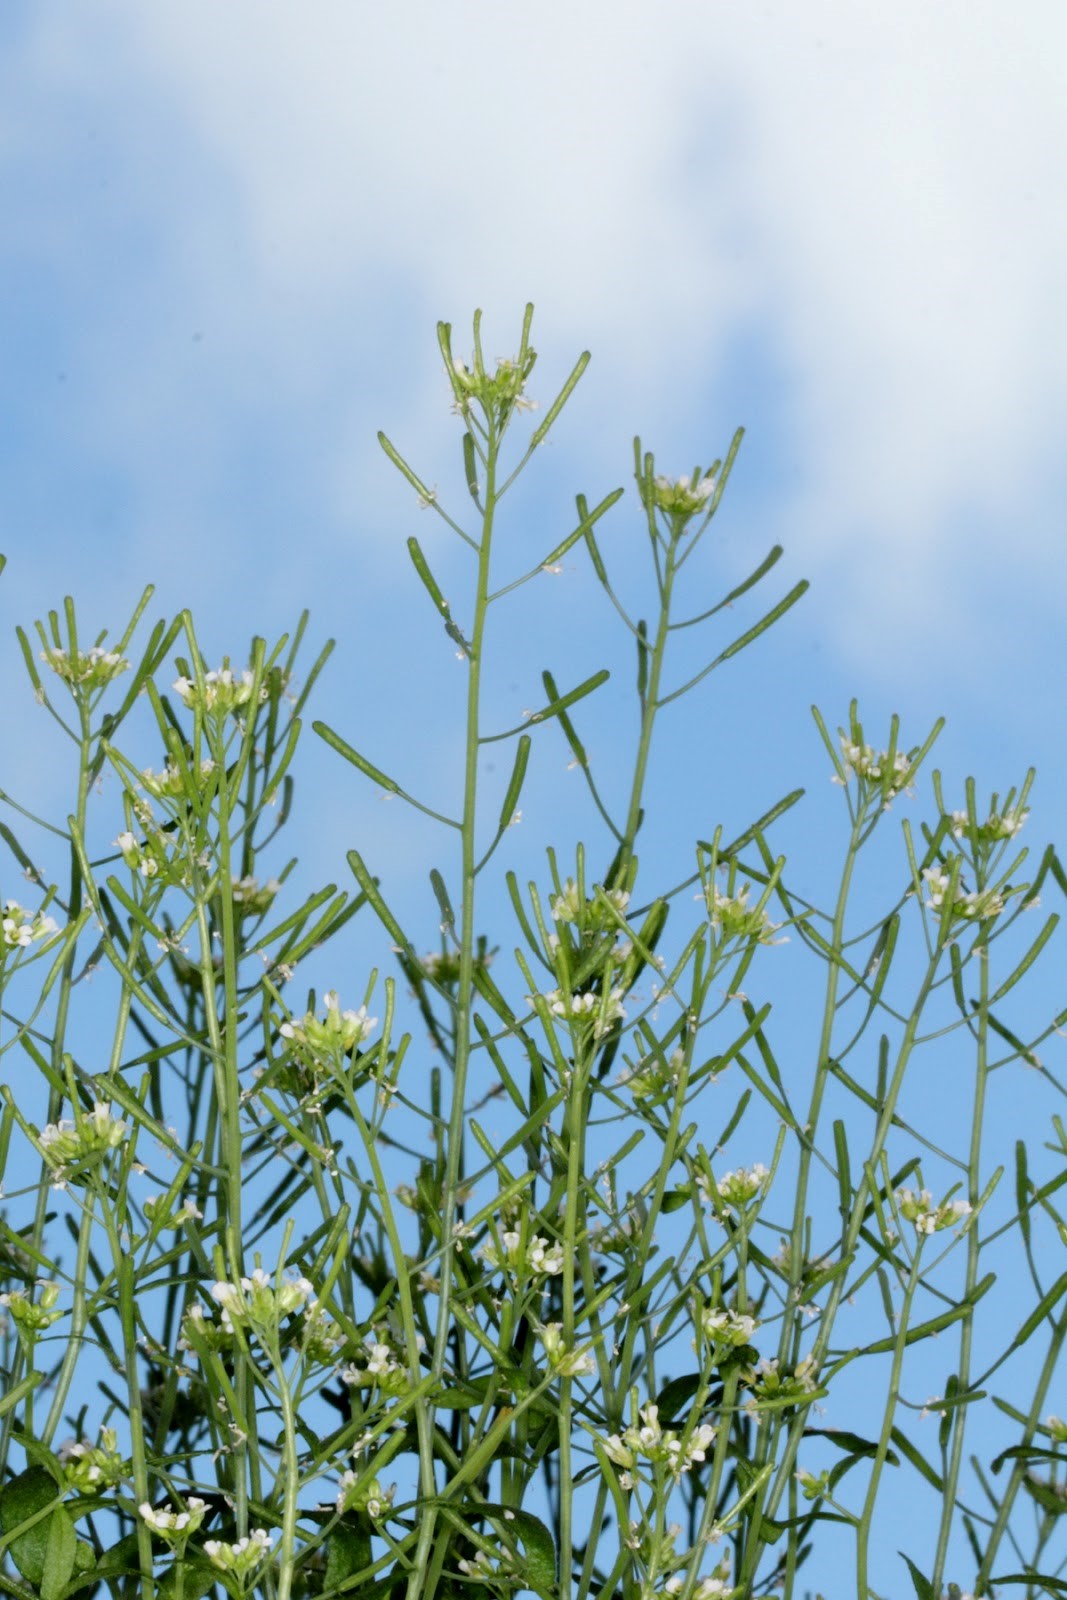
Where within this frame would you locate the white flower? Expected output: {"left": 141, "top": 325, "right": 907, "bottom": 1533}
{"left": 280, "top": 992, "right": 377, "bottom": 1056}
{"left": 922, "top": 866, "right": 1006, "bottom": 922}
{"left": 173, "top": 664, "right": 268, "bottom": 714}
{"left": 703, "top": 1164, "right": 769, "bottom": 1210}
{"left": 140, "top": 1497, "right": 207, "bottom": 1536}
{"left": 651, "top": 472, "right": 717, "bottom": 516}
{"left": 699, "top": 1306, "right": 758, "bottom": 1348}
{"left": 203, "top": 1529, "right": 274, "bottom": 1575}
{"left": 704, "top": 882, "right": 783, "bottom": 945}
{"left": 534, "top": 986, "right": 627, "bottom": 1036}
{"left": 481, "top": 1227, "right": 565, "bottom": 1278}
{"left": 2, "top": 901, "right": 59, "bottom": 949}
{"left": 896, "top": 1187, "right": 971, "bottom": 1236}
{"left": 40, "top": 645, "right": 128, "bottom": 688}
{"left": 839, "top": 736, "right": 914, "bottom": 794}
{"left": 950, "top": 806, "right": 1028, "bottom": 842}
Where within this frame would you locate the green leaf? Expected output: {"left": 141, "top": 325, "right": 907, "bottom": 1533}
{"left": 900, "top": 1552, "right": 935, "bottom": 1600}
{"left": 1003, "top": 1268, "right": 1067, "bottom": 1356}
{"left": 314, "top": 721, "right": 401, "bottom": 794}
{"left": 1016, "top": 1139, "right": 1032, "bottom": 1246}
{"left": 860, "top": 1273, "right": 995, "bottom": 1354}
{"left": 325, "top": 1518, "right": 373, "bottom": 1592}
{"left": 988, "top": 1574, "right": 1067, "bottom": 1592}
{"left": 0, "top": 1372, "right": 42, "bottom": 1422}
{"left": 655, "top": 1373, "right": 703, "bottom": 1422}
{"left": 496, "top": 735, "right": 531, "bottom": 837}
{"left": 803, "top": 1427, "right": 897, "bottom": 1464}
{"left": 80, "top": 1532, "right": 140, "bottom": 1588}
{"left": 890, "top": 1427, "right": 944, "bottom": 1491}
{"left": 407, "top": 536, "right": 472, "bottom": 653}
{"left": 478, "top": 1504, "right": 557, "bottom": 1600}
{"left": 992, "top": 1444, "right": 1064, "bottom": 1474}
{"left": 158, "top": 1556, "right": 221, "bottom": 1600}
{"left": 1022, "top": 1475, "right": 1067, "bottom": 1516}
{"left": 429, "top": 867, "right": 456, "bottom": 934}
{"left": 0, "top": 1467, "right": 76, "bottom": 1600}
{"left": 481, "top": 668, "right": 610, "bottom": 745}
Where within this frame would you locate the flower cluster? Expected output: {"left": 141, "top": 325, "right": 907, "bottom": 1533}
{"left": 231, "top": 875, "right": 280, "bottom": 914}
{"left": 481, "top": 1227, "right": 565, "bottom": 1280}
{"left": 203, "top": 1530, "right": 275, "bottom": 1580}
{"left": 172, "top": 664, "right": 268, "bottom": 716}
{"left": 535, "top": 986, "right": 627, "bottom": 1038}
{"left": 950, "top": 806, "right": 1028, "bottom": 844}
{"left": 896, "top": 1187, "right": 972, "bottom": 1236}
{"left": 836, "top": 734, "right": 916, "bottom": 800}
{"left": 537, "top": 1322, "right": 597, "bottom": 1377}
{"left": 796, "top": 1465, "right": 831, "bottom": 1502}
{"left": 280, "top": 992, "right": 377, "bottom": 1060}
{"left": 40, "top": 644, "right": 128, "bottom": 690}
{"left": 0, "top": 1282, "right": 63, "bottom": 1333}
{"left": 457, "top": 1546, "right": 518, "bottom": 1583}
{"left": 58, "top": 1427, "right": 127, "bottom": 1493}
{"left": 704, "top": 881, "right": 783, "bottom": 946}
{"left": 550, "top": 879, "right": 630, "bottom": 927}
{"left": 604, "top": 1404, "right": 716, "bottom": 1484}
{"left": 418, "top": 944, "right": 493, "bottom": 987}
{"left": 341, "top": 1334, "right": 410, "bottom": 1396}
{"left": 143, "top": 1192, "right": 203, "bottom": 1230}
{"left": 922, "top": 867, "right": 1008, "bottom": 923}
{"left": 697, "top": 1304, "right": 758, "bottom": 1356}
{"left": 743, "top": 1355, "right": 820, "bottom": 1410}
{"left": 335, "top": 1472, "right": 396, "bottom": 1519}
{"left": 664, "top": 1566, "right": 734, "bottom": 1600}
{"left": 140, "top": 758, "right": 217, "bottom": 799}
{"left": 544, "top": 878, "right": 636, "bottom": 1009}
{"left": 648, "top": 472, "right": 717, "bottom": 518}
{"left": 700, "top": 1163, "right": 769, "bottom": 1212}
{"left": 114, "top": 828, "right": 169, "bottom": 882}
{"left": 38, "top": 1103, "right": 128, "bottom": 1177}
{"left": 2, "top": 900, "right": 59, "bottom": 950}
{"left": 449, "top": 352, "right": 536, "bottom": 420}
{"left": 208, "top": 1267, "right": 314, "bottom": 1335}
{"left": 618, "top": 1047, "right": 684, "bottom": 1101}
{"left": 588, "top": 1211, "right": 640, "bottom": 1255}
{"left": 140, "top": 1497, "right": 208, "bottom": 1539}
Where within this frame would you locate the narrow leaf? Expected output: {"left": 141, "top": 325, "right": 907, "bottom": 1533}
{"left": 313, "top": 721, "right": 400, "bottom": 794}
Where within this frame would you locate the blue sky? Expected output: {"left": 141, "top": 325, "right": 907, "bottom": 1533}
{"left": 2, "top": 4, "right": 1067, "bottom": 1595}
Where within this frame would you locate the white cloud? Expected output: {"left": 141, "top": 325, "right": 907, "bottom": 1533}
{"left": 6, "top": 0, "right": 1067, "bottom": 677}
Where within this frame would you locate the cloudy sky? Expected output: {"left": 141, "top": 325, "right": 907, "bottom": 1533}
{"left": 2, "top": 3, "right": 1066, "bottom": 1590}
{"left": 4, "top": 3, "right": 1066, "bottom": 857}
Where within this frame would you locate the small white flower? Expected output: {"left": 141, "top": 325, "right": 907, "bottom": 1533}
{"left": 140, "top": 1497, "right": 207, "bottom": 1536}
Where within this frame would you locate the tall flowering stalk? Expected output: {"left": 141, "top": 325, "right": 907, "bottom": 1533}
{"left": 0, "top": 316, "right": 1064, "bottom": 1600}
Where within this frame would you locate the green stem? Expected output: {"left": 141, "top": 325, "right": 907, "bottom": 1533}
{"left": 99, "top": 1191, "right": 155, "bottom": 1600}
{"left": 930, "top": 943, "right": 990, "bottom": 1595}
{"left": 974, "top": 1301, "right": 1067, "bottom": 1592}
{"left": 40, "top": 1195, "right": 96, "bottom": 1445}
{"left": 856, "top": 1244, "right": 924, "bottom": 1599}
{"left": 407, "top": 416, "right": 499, "bottom": 1600}
{"left": 272, "top": 1347, "right": 301, "bottom": 1600}
{"left": 618, "top": 542, "right": 677, "bottom": 874}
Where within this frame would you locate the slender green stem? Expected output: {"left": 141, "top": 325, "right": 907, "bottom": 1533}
{"left": 99, "top": 1189, "right": 155, "bottom": 1599}
{"left": 40, "top": 1194, "right": 95, "bottom": 1444}
{"left": 974, "top": 1300, "right": 1067, "bottom": 1593}
{"left": 930, "top": 943, "right": 990, "bottom": 1595}
{"left": 618, "top": 542, "right": 678, "bottom": 873}
{"left": 856, "top": 1243, "right": 924, "bottom": 1599}
{"left": 407, "top": 414, "right": 499, "bottom": 1600}
{"left": 271, "top": 1345, "right": 301, "bottom": 1600}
